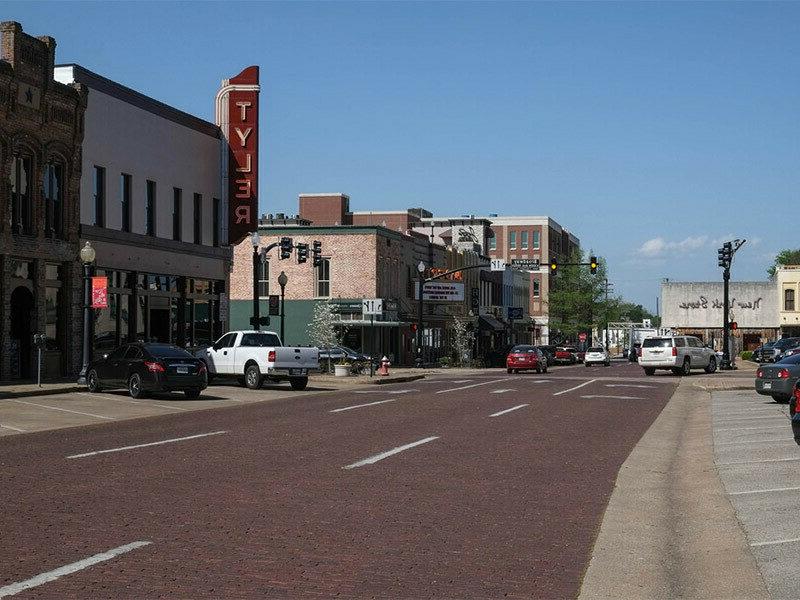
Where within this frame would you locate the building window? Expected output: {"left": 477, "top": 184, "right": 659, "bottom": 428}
{"left": 316, "top": 258, "right": 331, "bottom": 297}
{"left": 120, "top": 173, "right": 132, "bottom": 232}
{"left": 521, "top": 231, "right": 529, "bottom": 250}
{"left": 786, "top": 289, "right": 796, "bottom": 312}
{"left": 533, "top": 279, "right": 540, "bottom": 298}
{"left": 146, "top": 180, "right": 156, "bottom": 236}
{"left": 509, "top": 231, "right": 516, "bottom": 250}
{"left": 258, "top": 260, "right": 269, "bottom": 297}
{"left": 212, "top": 197, "right": 220, "bottom": 247}
{"left": 193, "top": 193, "right": 202, "bottom": 244}
{"left": 533, "top": 230, "right": 540, "bottom": 250}
{"left": 172, "top": 187, "right": 182, "bottom": 241}
{"left": 93, "top": 165, "right": 105, "bottom": 227}
{"left": 10, "top": 155, "right": 33, "bottom": 235}
{"left": 488, "top": 235, "right": 496, "bottom": 251}
{"left": 43, "top": 162, "right": 64, "bottom": 237}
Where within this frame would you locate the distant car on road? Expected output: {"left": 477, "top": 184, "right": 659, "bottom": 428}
{"left": 584, "top": 346, "right": 611, "bottom": 367}
{"left": 639, "top": 335, "right": 717, "bottom": 376}
{"left": 756, "top": 354, "right": 800, "bottom": 403}
{"left": 506, "top": 345, "right": 548, "bottom": 374}
{"left": 554, "top": 347, "right": 578, "bottom": 365}
{"left": 86, "top": 343, "right": 207, "bottom": 399}
{"left": 537, "top": 345, "right": 557, "bottom": 365}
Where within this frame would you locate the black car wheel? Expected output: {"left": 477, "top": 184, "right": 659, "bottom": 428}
{"left": 681, "top": 358, "right": 691, "bottom": 376}
{"left": 184, "top": 389, "right": 201, "bottom": 400}
{"left": 705, "top": 356, "right": 717, "bottom": 374}
{"left": 644, "top": 367, "right": 655, "bottom": 376}
{"left": 245, "top": 363, "right": 262, "bottom": 390}
{"left": 128, "top": 373, "right": 145, "bottom": 399}
{"left": 773, "top": 394, "right": 790, "bottom": 404}
{"left": 87, "top": 369, "right": 101, "bottom": 393}
{"left": 290, "top": 377, "right": 308, "bottom": 391}
{"left": 507, "top": 368, "right": 513, "bottom": 374}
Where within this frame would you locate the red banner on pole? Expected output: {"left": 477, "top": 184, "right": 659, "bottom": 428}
{"left": 91, "top": 276, "right": 108, "bottom": 309}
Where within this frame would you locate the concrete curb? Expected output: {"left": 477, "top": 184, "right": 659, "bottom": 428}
{"left": 578, "top": 379, "right": 769, "bottom": 600}
{"left": 0, "top": 386, "right": 83, "bottom": 400}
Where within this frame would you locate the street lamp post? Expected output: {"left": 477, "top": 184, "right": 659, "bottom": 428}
{"left": 278, "top": 271, "right": 288, "bottom": 343}
{"left": 416, "top": 261, "right": 425, "bottom": 368}
{"left": 251, "top": 231, "right": 261, "bottom": 331}
{"left": 77, "top": 241, "right": 96, "bottom": 385}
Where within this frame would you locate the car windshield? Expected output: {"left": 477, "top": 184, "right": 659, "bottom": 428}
{"left": 776, "top": 353, "right": 800, "bottom": 365}
{"left": 241, "top": 333, "right": 282, "bottom": 347}
{"left": 510, "top": 345, "right": 533, "bottom": 353}
{"left": 146, "top": 345, "right": 193, "bottom": 358}
{"left": 588, "top": 347, "right": 604, "bottom": 352}
{"left": 643, "top": 338, "right": 672, "bottom": 348}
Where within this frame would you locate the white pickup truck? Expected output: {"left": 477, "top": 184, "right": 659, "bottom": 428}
{"left": 196, "top": 331, "right": 319, "bottom": 390}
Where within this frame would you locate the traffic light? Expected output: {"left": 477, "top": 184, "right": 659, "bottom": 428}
{"left": 589, "top": 256, "right": 598, "bottom": 274}
{"left": 312, "top": 240, "right": 323, "bottom": 267}
{"left": 296, "top": 243, "right": 309, "bottom": 264}
{"left": 717, "top": 247, "right": 726, "bottom": 268}
{"left": 550, "top": 260, "right": 558, "bottom": 274}
{"left": 279, "top": 237, "right": 293, "bottom": 260}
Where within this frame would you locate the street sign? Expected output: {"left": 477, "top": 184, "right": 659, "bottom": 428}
{"left": 362, "top": 298, "right": 383, "bottom": 315}
{"left": 579, "top": 332, "right": 588, "bottom": 342}
{"left": 511, "top": 258, "right": 540, "bottom": 270}
{"left": 508, "top": 307, "right": 523, "bottom": 320}
{"left": 490, "top": 259, "right": 506, "bottom": 272}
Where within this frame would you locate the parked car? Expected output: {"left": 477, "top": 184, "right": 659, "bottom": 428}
{"left": 318, "top": 345, "right": 372, "bottom": 365}
{"left": 537, "top": 345, "right": 557, "bottom": 366}
{"left": 785, "top": 347, "right": 800, "bottom": 359}
{"left": 584, "top": 346, "right": 611, "bottom": 367}
{"left": 752, "top": 342, "right": 775, "bottom": 363}
{"left": 576, "top": 350, "right": 586, "bottom": 363}
{"left": 86, "top": 343, "right": 207, "bottom": 399}
{"left": 197, "top": 330, "right": 319, "bottom": 390}
{"left": 554, "top": 347, "right": 578, "bottom": 365}
{"left": 755, "top": 353, "right": 800, "bottom": 403}
{"left": 639, "top": 335, "right": 717, "bottom": 376}
{"left": 772, "top": 338, "right": 800, "bottom": 362}
{"left": 789, "top": 379, "right": 800, "bottom": 444}
{"left": 506, "top": 345, "right": 548, "bottom": 374}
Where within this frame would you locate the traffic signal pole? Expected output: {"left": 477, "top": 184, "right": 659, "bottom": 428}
{"left": 718, "top": 239, "right": 745, "bottom": 371}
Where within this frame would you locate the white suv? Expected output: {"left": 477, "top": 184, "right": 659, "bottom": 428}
{"left": 639, "top": 335, "right": 717, "bottom": 376}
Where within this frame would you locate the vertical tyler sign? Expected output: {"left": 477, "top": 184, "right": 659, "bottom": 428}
{"left": 215, "top": 65, "right": 260, "bottom": 245}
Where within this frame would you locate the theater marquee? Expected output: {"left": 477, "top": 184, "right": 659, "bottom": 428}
{"left": 216, "top": 66, "right": 260, "bottom": 245}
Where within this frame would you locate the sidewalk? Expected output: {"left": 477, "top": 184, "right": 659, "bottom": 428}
{"left": 0, "top": 379, "right": 83, "bottom": 400}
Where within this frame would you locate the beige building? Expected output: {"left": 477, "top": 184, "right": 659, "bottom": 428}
{"left": 777, "top": 266, "right": 800, "bottom": 337}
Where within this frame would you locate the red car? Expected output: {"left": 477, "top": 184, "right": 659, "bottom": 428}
{"left": 554, "top": 346, "right": 578, "bottom": 365}
{"left": 506, "top": 345, "right": 548, "bottom": 374}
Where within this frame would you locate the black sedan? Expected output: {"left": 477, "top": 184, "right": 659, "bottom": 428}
{"left": 86, "top": 343, "right": 207, "bottom": 399}
{"left": 755, "top": 353, "right": 800, "bottom": 403}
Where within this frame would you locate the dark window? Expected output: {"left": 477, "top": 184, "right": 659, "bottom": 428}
{"left": 241, "top": 332, "right": 281, "bottom": 347}
{"left": 216, "top": 333, "right": 236, "bottom": 348}
{"left": 43, "top": 162, "right": 64, "bottom": 237}
{"left": 533, "top": 280, "right": 540, "bottom": 298}
{"left": 316, "top": 258, "right": 331, "bottom": 297}
{"left": 675, "top": 338, "right": 686, "bottom": 347}
{"left": 212, "top": 197, "right": 220, "bottom": 247}
{"left": 146, "top": 180, "right": 156, "bottom": 236}
{"left": 172, "top": 187, "right": 182, "bottom": 241}
{"left": 124, "top": 346, "right": 143, "bottom": 360}
{"left": 510, "top": 345, "right": 534, "bottom": 352}
{"left": 145, "top": 344, "right": 193, "bottom": 359}
{"left": 193, "top": 193, "right": 202, "bottom": 244}
{"left": 93, "top": 165, "right": 105, "bottom": 227}
{"left": 11, "top": 155, "right": 33, "bottom": 235}
{"left": 786, "top": 289, "right": 796, "bottom": 312}
{"left": 107, "top": 345, "right": 128, "bottom": 360}
{"left": 643, "top": 338, "right": 672, "bottom": 348}
{"left": 120, "top": 173, "right": 132, "bottom": 232}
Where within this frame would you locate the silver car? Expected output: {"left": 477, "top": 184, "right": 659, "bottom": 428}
{"left": 755, "top": 354, "right": 800, "bottom": 403}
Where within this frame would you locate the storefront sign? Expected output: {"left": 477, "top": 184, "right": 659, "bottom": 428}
{"left": 677, "top": 296, "right": 763, "bottom": 311}
{"left": 415, "top": 282, "right": 465, "bottom": 302}
{"left": 91, "top": 276, "right": 108, "bottom": 309}
{"left": 216, "top": 66, "right": 260, "bottom": 245}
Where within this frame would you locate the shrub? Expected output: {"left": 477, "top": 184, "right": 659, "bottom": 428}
{"left": 741, "top": 351, "right": 753, "bottom": 361}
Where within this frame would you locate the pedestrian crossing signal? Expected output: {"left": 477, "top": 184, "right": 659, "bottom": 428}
{"left": 730, "top": 321, "right": 738, "bottom": 331}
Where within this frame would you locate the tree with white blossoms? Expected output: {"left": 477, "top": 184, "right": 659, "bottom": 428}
{"left": 307, "top": 300, "right": 339, "bottom": 372}
{"left": 451, "top": 315, "right": 475, "bottom": 367}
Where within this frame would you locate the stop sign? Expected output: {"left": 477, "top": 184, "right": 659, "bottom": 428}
{"left": 579, "top": 333, "right": 587, "bottom": 342}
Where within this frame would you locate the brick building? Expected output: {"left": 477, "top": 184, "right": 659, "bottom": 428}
{"left": 0, "top": 22, "right": 87, "bottom": 379}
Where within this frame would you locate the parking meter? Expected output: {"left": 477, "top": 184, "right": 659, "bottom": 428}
{"left": 33, "top": 333, "right": 46, "bottom": 387}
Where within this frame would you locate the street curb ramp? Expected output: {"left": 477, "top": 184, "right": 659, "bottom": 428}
{"left": 578, "top": 378, "right": 769, "bottom": 600}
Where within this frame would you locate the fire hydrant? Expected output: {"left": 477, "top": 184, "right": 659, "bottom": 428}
{"left": 378, "top": 356, "right": 390, "bottom": 376}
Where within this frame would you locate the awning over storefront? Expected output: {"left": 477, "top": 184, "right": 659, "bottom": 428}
{"left": 333, "top": 320, "right": 408, "bottom": 327}
{"left": 479, "top": 314, "right": 506, "bottom": 331}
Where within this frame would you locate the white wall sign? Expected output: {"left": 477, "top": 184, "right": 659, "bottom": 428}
{"left": 490, "top": 259, "right": 505, "bottom": 272}
{"left": 362, "top": 298, "right": 383, "bottom": 315}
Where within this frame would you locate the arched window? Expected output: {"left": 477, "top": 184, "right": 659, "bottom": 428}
{"left": 10, "top": 153, "right": 33, "bottom": 235}
{"left": 43, "top": 160, "right": 64, "bottom": 237}
{"left": 786, "top": 289, "right": 796, "bottom": 312}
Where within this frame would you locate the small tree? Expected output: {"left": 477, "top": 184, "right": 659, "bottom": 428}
{"left": 451, "top": 315, "right": 475, "bottom": 367}
{"left": 307, "top": 300, "right": 339, "bottom": 372}
{"left": 768, "top": 249, "right": 800, "bottom": 278}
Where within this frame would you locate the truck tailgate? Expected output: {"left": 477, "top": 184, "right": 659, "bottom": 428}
{"left": 273, "top": 347, "right": 319, "bottom": 371}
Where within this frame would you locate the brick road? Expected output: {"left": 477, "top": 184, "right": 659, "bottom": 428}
{"left": 0, "top": 361, "right": 677, "bottom": 598}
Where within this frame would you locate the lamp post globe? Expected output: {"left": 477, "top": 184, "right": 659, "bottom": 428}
{"left": 250, "top": 231, "right": 260, "bottom": 249}
{"left": 278, "top": 271, "right": 288, "bottom": 288}
{"left": 417, "top": 261, "right": 425, "bottom": 273}
{"left": 77, "top": 241, "right": 96, "bottom": 385}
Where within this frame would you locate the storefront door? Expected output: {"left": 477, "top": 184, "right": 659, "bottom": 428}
{"left": 10, "top": 286, "right": 34, "bottom": 378}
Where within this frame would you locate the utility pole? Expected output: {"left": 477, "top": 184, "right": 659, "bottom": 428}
{"left": 718, "top": 239, "right": 746, "bottom": 370}
{"left": 603, "top": 279, "right": 614, "bottom": 350}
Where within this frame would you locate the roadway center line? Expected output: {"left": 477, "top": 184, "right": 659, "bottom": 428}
{"left": 582, "top": 394, "right": 645, "bottom": 400}
{"left": 342, "top": 436, "right": 439, "bottom": 470}
{"left": 605, "top": 384, "right": 655, "bottom": 389}
{"left": 0, "top": 423, "right": 26, "bottom": 432}
{"left": 718, "top": 456, "right": 800, "bottom": 466}
{"left": 9, "top": 399, "right": 113, "bottom": 420}
{"left": 353, "top": 389, "right": 415, "bottom": 395}
{"left": 490, "top": 389, "right": 516, "bottom": 394}
{"left": 731, "top": 486, "right": 800, "bottom": 496}
{"left": 751, "top": 537, "right": 800, "bottom": 548}
{"left": 489, "top": 404, "right": 529, "bottom": 417}
{"left": 0, "top": 540, "right": 151, "bottom": 598}
{"left": 330, "top": 399, "right": 398, "bottom": 413}
{"left": 435, "top": 378, "right": 513, "bottom": 394}
{"left": 553, "top": 379, "right": 597, "bottom": 396}
{"left": 66, "top": 431, "right": 228, "bottom": 459}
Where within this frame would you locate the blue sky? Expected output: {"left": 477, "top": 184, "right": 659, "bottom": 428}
{"left": 8, "top": 2, "right": 798, "bottom": 310}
